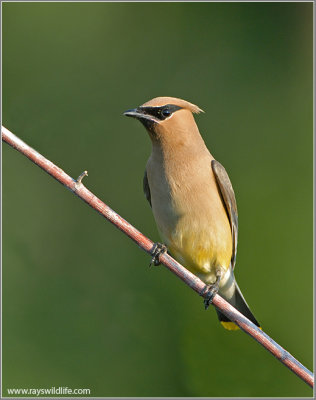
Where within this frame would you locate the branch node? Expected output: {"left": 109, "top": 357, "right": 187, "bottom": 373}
{"left": 76, "top": 170, "right": 88, "bottom": 184}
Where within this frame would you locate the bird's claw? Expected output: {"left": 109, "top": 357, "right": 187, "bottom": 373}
{"left": 202, "top": 284, "right": 219, "bottom": 310}
{"left": 149, "top": 242, "right": 167, "bottom": 267}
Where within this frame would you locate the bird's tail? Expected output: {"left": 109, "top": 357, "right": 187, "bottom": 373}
{"left": 216, "top": 281, "right": 260, "bottom": 331}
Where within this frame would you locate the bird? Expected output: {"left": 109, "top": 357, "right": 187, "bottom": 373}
{"left": 124, "top": 96, "right": 260, "bottom": 330}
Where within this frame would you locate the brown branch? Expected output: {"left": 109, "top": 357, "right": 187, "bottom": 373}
{"left": 2, "top": 125, "right": 313, "bottom": 388}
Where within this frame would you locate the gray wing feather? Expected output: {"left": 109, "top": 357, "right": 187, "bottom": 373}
{"left": 211, "top": 160, "right": 238, "bottom": 270}
{"left": 143, "top": 170, "right": 152, "bottom": 207}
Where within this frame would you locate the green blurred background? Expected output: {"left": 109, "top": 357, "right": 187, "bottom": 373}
{"left": 2, "top": 2, "right": 313, "bottom": 398}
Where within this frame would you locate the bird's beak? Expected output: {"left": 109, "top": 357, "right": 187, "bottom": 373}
{"left": 124, "top": 107, "right": 158, "bottom": 124}
{"left": 123, "top": 108, "right": 142, "bottom": 118}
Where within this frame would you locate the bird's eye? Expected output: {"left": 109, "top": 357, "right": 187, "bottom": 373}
{"left": 161, "top": 108, "right": 171, "bottom": 118}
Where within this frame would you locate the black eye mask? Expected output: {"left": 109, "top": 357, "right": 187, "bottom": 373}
{"left": 138, "top": 104, "right": 183, "bottom": 121}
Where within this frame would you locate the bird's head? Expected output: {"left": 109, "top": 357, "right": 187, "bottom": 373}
{"left": 124, "top": 97, "right": 203, "bottom": 143}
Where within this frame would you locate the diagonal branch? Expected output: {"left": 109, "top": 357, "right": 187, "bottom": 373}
{"left": 2, "top": 125, "right": 313, "bottom": 388}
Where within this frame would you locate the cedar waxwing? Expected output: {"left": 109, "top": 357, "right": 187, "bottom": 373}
{"left": 124, "top": 97, "right": 260, "bottom": 330}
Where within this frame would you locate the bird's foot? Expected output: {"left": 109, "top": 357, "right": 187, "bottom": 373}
{"left": 149, "top": 242, "right": 167, "bottom": 267}
{"left": 201, "top": 268, "right": 223, "bottom": 309}
{"left": 201, "top": 283, "right": 219, "bottom": 310}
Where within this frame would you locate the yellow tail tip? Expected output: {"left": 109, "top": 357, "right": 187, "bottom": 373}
{"left": 221, "top": 321, "right": 262, "bottom": 331}
{"left": 221, "top": 321, "right": 240, "bottom": 331}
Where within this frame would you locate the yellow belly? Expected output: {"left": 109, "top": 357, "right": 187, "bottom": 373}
{"left": 160, "top": 217, "right": 233, "bottom": 283}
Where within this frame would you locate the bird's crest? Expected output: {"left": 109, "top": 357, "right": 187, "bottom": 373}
{"left": 141, "top": 97, "right": 204, "bottom": 114}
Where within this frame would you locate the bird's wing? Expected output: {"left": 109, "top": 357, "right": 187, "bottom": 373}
{"left": 143, "top": 169, "right": 152, "bottom": 207}
{"left": 211, "top": 160, "right": 238, "bottom": 270}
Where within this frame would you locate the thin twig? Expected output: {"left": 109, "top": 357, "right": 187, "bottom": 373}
{"left": 2, "top": 125, "right": 313, "bottom": 388}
